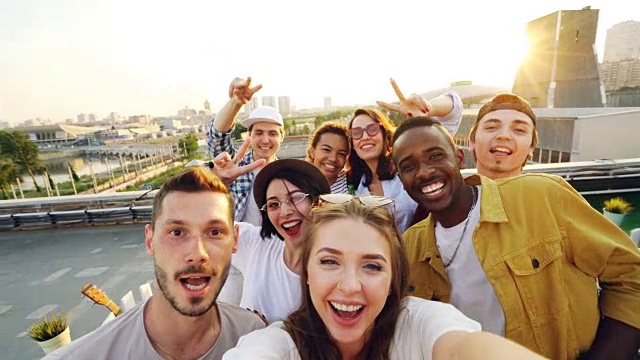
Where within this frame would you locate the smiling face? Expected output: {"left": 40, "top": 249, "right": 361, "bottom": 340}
{"left": 470, "top": 109, "right": 535, "bottom": 179}
{"left": 265, "top": 179, "right": 313, "bottom": 245}
{"left": 307, "top": 217, "right": 392, "bottom": 352}
{"left": 145, "top": 191, "right": 238, "bottom": 317}
{"left": 350, "top": 114, "right": 384, "bottom": 164}
{"left": 250, "top": 121, "right": 284, "bottom": 162}
{"left": 310, "top": 133, "right": 348, "bottom": 184}
{"left": 392, "top": 125, "right": 466, "bottom": 214}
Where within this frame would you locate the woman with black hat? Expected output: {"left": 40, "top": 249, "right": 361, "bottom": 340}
{"left": 219, "top": 158, "right": 331, "bottom": 324}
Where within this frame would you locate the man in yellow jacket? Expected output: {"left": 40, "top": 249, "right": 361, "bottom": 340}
{"left": 391, "top": 116, "right": 640, "bottom": 359}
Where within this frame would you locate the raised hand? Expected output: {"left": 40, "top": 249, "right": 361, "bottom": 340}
{"left": 376, "top": 78, "right": 432, "bottom": 118}
{"left": 228, "top": 76, "right": 263, "bottom": 105}
{"left": 208, "top": 136, "right": 266, "bottom": 186}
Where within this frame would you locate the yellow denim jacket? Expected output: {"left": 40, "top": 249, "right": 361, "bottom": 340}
{"left": 403, "top": 174, "right": 640, "bottom": 359}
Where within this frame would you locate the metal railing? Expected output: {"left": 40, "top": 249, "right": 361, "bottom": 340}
{"left": 2, "top": 158, "right": 640, "bottom": 231}
{"left": 0, "top": 190, "right": 157, "bottom": 230}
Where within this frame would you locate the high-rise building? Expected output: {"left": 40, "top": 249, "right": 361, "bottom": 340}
{"left": 603, "top": 20, "right": 640, "bottom": 63}
{"left": 109, "top": 112, "right": 121, "bottom": 123}
{"left": 244, "top": 97, "right": 260, "bottom": 118}
{"left": 88, "top": 113, "right": 97, "bottom": 123}
{"left": 278, "top": 96, "right": 291, "bottom": 116}
{"left": 600, "top": 59, "right": 640, "bottom": 91}
{"left": 262, "top": 96, "right": 276, "bottom": 108}
{"left": 513, "top": 8, "right": 603, "bottom": 108}
{"left": 204, "top": 99, "right": 212, "bottom": 116}
{"left": 324, "top": 97, "right": 332, "bottom": 109}
{"left": 600, "top": 20, "right": 640, "bottom": 99}
{"left": 129, "top": 114, "right": 152, "bottom": 124}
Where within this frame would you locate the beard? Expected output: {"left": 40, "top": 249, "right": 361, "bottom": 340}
{"left": 154, "top": 260, "right": 231, "bottom": 317}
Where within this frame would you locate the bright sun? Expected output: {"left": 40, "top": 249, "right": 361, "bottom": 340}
{"left": 472, "top": 30, "right": 533, "bottom": 88}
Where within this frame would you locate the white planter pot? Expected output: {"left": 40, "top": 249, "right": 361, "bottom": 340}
{"left": 603, "top": 208, "right": 626, "bottom": 226}
{"left": 37, "top": 327, "right": 71, "bottom": 354}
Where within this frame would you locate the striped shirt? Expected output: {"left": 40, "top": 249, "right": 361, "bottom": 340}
{"left": 330, "top": 171, "right": 348, "bottom": 194}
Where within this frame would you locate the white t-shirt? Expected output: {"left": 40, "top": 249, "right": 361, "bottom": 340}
{"left": 220, "top": 222, "right": 302, "bottom": 323}
{"left": 44, "top": 299, "right": 265, "bottom": 360}
{"left": 218, "top": 264, "right": 244, "bottom": 306}
{"left": 435, "top": 186, "right": 506, "bottom": 335}
{"left": 222, "top": 296, "right": 481, "bottom": 359}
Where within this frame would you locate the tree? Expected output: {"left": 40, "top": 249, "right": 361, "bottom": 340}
{"left": 231, "top": 123, "right": 247, "bottom": 141}
{"left": 0, "top": 130, "right": 42, "bottom": 192}
{"left": 45, "top": 168, "right": 55, "bottom": 191}
{"left": 69, "top": 165, "right": 80, "bottom": 182}
{"left": 0, "top": 157, "right": 20, "bottom": 199}
{"left": 283, "top": 119, "right": 294, "bottom": 135}
{"left": 302, "top": 124, "right": 311, "bottom": 135}
{"left": 178, "top": 133, "right": 199, "bottom": 159}
{"left": 376, "top": 106, "right": 405, "bottom": 127}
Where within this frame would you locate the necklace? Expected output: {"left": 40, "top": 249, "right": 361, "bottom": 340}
{"left": 442, "top": 186, "right": 478, "bottom": 268}
{"left": 152, "top": 340, "right": 179, "bottom": 360}
{"left": 150, "top": 320, "right": 221, "bottom": 360}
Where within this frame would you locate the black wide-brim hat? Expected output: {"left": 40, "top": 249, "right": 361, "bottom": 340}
{"left": 253, "top": 159, "right": 331, "bottom": 209}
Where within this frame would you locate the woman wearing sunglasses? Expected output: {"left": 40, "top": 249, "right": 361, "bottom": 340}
{"left": 220, "top": 158, "right": 331, "bottom": 323}
{"left": 306, "top": 122, "right": 351, "bottom": 194}
{"left": 347, "top": 88, "right": 462, "bottom": 232}
{"left": 223, "top": 197, "right": 546, "bottom": 360}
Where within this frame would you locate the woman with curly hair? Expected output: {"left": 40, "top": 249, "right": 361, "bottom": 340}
{"left": 306, "top": 122, "right": 350, "bottom": 194}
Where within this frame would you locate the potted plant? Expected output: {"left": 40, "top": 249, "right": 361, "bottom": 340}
{"left": 27, "top": 312, "right": 71, "bottom": 354}
{"left": 603, "top": 197, "right": 633, "bottom": 226}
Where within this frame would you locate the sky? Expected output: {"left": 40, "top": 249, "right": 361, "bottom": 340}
{"left": 0, "top": 0, "right": 638, "bottom": 123}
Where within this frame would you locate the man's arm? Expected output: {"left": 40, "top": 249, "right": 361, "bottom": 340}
{"left": 213, "top": 77, "right": 262, "bottom": 133}
{"left": 213, "top": 97, "right": 244, "bottom": 133}
{"left": 556, "top": 178, "right": 640, "bottom": 358}
{"left": 206, "top": 77, "right": 262, "bottom": 158}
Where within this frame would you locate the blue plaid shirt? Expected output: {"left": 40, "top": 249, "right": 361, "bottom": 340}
{"left": 207, "top": 118, "right": 256, "bottom": 221}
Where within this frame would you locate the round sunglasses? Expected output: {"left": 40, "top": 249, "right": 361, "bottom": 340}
{"left": 349, "top": 122, "right": 381, "bottom": 140}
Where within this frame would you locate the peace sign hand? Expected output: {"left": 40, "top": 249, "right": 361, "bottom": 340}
{"left": 228, "top": 76, "right": 263, "bottom": 105}
{"left": 208, "top": 136, "right": 266, "bottom": 186}
{"left": 376, "top": 78, "right": 432, "bottom": 118}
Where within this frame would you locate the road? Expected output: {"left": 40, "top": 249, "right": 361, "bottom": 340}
{"left": 0, "top": 225, "right": 154, "bottom": 359}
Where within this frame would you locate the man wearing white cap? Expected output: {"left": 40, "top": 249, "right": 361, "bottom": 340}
{"left": 207, "top": 77, "right": 283, "bottom": 225}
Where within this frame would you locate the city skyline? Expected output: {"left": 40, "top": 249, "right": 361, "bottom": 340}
{"left": 1, "top": 0, "right": 638, "bottom": 123}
